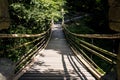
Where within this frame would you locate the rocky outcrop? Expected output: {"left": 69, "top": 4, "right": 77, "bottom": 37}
{"left": 0, "top": 58, "right": 15, "bottom": 80}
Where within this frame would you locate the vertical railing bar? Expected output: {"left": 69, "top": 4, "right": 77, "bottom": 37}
{"left": 90, "top": 38, "right": 94, "bottom": 60}
{"left": 117, "top": 40, "right": 120, "bottom": 80}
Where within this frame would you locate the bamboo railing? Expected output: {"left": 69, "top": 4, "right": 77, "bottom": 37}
{"left": 0, "top": 28, "right": 51, "bottom": 80}
{"left": 63, "top": 25, "right": 120, "bottom": 79}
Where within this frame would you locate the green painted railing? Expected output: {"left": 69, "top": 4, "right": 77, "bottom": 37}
{"left": 63, "top": 25, "right": 120, "bottom": 79}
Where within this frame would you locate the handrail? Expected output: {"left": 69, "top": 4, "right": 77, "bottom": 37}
{"left": 0, "top": 27, "right": 51, "bottom": 80}
{"left": 0, "top": 28, "right": 51, "bottom": 53}
{"left": 15, "top": 38, "right": 46, "bottom": 72}
{"left": 15, "top": 37, "right": 46, "bottom": 67}
{"left": 15, "top": 28, "right": 51, "bottom": 69}
{"left": 64, "top": 32, "right": 103, "bottom": 79}
{"left": 63, "top": 26, "right": 120, "bottom": 39}
{"left": 13, "top": 27, "right": 51, "bottom": 80}
{"left": 8, "top": 36, "right": 44, "bottom": 51}
{"left": 79, "top": 43, "right": 116, "bottom": 64}
{"left": 78, "top": 39, "right": 117, "bottom": 58}
{"left": 63, "top": 25, "right": 119, "bottom": 79}
{"left": 65, "top": 33, "right": 104, "bottom": 73}
{"left": 64, "top": 27, "right": 117, "bottom": 59}
{"left": 66, "top": 32, "right": 116, "bottom": 64}
{"left": 0, "top": 28, "right": 51, "bottom": 38}
{"left": 0, "top": 33, "right": 45, "bottom": 38}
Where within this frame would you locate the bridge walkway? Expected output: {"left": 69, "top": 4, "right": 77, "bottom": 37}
{"left": 19, "top": 24, "right": 96, "bottom": 80}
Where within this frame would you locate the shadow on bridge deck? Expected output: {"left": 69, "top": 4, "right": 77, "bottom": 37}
{"left": 19, "top": 24, "right": 96, "bottom": 80}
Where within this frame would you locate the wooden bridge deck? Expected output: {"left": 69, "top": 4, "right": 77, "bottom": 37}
{"left": 19, "top": 24, "right": 96, "bottom": 80}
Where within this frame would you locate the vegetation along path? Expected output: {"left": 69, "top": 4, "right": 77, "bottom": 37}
{"left": 19, "top": 24, "right": 96, "bottom": 80}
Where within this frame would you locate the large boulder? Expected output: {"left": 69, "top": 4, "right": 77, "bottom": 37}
{"left": 0, "top": 58, "right": 15, "bottom": 80}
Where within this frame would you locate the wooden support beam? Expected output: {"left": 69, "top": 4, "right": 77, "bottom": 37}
{"left": 0, "top": 0, "right": 10, "bottom": 30}
{"left": 108, "top": 0, "right": 120, "bottom": 32}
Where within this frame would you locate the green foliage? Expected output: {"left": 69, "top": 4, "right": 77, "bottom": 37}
{"left": 66, "top": 18, "right": 95, "bottom": 34}
{"left": 6, "top": 0, "right": 66, "bottom": 34}
{"left": 0, "top": 0, "right": 66, "bottom": 62}
{"left": 65, "top": 0, "right": 111, "bottom": 33}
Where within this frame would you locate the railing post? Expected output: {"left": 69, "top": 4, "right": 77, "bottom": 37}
{"left": 50, "top": 18, "right": 54, "bottom": 27}
{"left": 61, "top": 9, "right": 64, "bottom": 25}
{"left": 117, "top": 41, "right": 120, "bottom": 80}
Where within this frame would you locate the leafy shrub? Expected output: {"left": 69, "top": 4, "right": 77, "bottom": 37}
{"left": 0, "top": 0, "right": 66, "bottom": 62}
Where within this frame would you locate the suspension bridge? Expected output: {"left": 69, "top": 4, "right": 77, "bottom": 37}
{"left": 0, "top": 21, "right": 119, "bottom": 80}
{"left": 0, "top": 0, "right": 120, "bottom": 80}
{"left": 17, "top": 24, "right": 96, "bottom": 80}
{"left": 0, "top": 14, "right": 120, "bottom": 80}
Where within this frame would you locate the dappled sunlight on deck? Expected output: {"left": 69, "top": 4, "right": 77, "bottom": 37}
{"left": 19, "top": 24, "right": 96, "bottom": 80}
